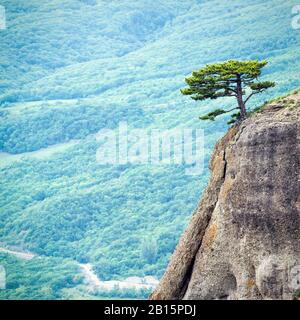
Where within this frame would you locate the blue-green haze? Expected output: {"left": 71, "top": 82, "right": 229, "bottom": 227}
{"left": 0, "top": 0, "right": 300, "bottom": 299}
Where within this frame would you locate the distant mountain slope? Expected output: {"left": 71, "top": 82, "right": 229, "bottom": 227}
{"left": 1, "top": 0, "right": 300, "bottom": 299}
{"left": 0, "top": 0, "right": 194, "bottom": 91}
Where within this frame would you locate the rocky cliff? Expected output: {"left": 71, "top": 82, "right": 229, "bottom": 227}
{"left": 151, "top": 91, "right": 300, "bottom": 300}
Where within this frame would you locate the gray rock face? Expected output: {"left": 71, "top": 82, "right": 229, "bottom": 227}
{"left": 151, "top": 93, "right": 300, "bottom": 300}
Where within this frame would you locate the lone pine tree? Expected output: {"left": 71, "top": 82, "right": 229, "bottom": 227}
{"left": 181, "top": 60, "right": 275, "bottom": 124}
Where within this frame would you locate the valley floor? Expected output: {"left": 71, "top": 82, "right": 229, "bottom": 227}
{"left": 0, "top": 245, "right": 158, "bottom": 293}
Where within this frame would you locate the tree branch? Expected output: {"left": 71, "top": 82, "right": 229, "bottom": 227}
{"left": 244, "top": 92, "right": 255, "bottom": 105}
{"left": 225, "top": 106, "right": 239, "bottom": 112}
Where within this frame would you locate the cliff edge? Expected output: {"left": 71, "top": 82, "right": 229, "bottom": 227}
{"left": 151, "top": 91, "right": 300, "bottom": 300}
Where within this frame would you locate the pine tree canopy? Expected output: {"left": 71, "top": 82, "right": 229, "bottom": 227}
{"left": 181, "top": 60, "right": 275, "bottom": 123}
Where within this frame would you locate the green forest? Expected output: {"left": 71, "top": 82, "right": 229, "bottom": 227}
{"left": 1, "top": 0, "right": 300, "bottom": 299}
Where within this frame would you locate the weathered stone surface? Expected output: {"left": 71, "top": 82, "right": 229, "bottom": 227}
{"left": 150, "top": 93, "right": 300, "bottom": 300}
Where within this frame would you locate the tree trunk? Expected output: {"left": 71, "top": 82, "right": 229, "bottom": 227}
{"left": 236, "top": 75, "right": 247, "bottom": 119}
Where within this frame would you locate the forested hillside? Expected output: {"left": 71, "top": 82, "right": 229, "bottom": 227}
{"left": 1, "top": 0, "right": 300, "bottom": 299}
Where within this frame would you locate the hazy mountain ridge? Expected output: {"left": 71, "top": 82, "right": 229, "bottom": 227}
{"left": 1, "top": 0, "right": 300, "bottom": 299}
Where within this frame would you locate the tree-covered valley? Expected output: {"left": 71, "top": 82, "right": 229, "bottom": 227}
{"left": 1, "top": 0, "right": 300, "bottom": 299}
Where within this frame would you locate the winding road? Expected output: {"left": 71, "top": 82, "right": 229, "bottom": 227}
{"left": 0, "top": 246, "right": 158, "bottom": 291}
{"left": 0, "top": 247, "right": 35, "bottom": 260}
